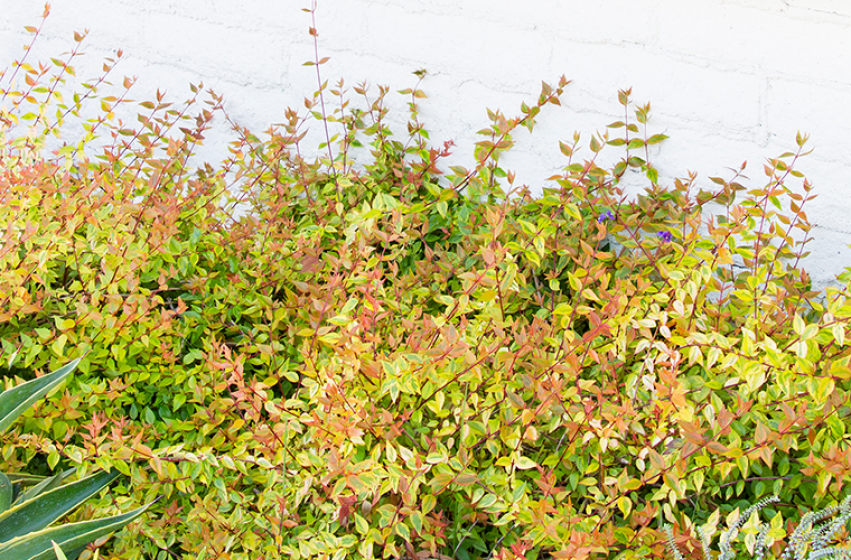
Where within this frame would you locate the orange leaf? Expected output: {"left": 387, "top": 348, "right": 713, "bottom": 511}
{"left": 706, "top": 441, "right": 729, "bottom": 454}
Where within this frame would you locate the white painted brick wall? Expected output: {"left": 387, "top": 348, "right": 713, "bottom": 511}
{"left": 2, "top": 1, "right": 850, "bottom": 290}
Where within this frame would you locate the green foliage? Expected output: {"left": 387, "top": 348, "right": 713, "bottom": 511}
{"left": 2, "top": 5, "right": 851, "bottom": 560}
{"left": 0, "top": 357, "right": 151, "bottom": 559}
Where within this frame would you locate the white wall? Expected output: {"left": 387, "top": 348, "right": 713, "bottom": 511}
{"left": 2, "top": 1, "right": 850, "bottom": 291}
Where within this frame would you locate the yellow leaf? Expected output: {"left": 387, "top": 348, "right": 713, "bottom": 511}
{"left": 516, "top": 456, "right": 537, "bottom": 470}
{"left": 617, "top": 496, "right": 632, "bottom": 516}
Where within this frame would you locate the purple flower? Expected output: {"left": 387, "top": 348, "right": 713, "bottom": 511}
{"left": 597, "top": 210, "right": 615, "bottom": 223}
{"left": 656, "top": 230, "right": 673, "bottom": 243}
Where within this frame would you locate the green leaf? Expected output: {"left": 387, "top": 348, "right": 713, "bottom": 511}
{"left": 478, "top": 494, "right": 497, "bottom": 509}
{"left": 832, "top": 323, "right": 846, "bottom": 346}
{"left": 354, "top": 513, "right": 368, "bottom": 534}
{"left": 394, "top": 521, "right": 410, "bottom": 542}
{"left": 341, "top": 297, "right": 358, "bottom": 315}
{"left": 0, "top": 473, "right": 11, "bottom": 515}
{"left": 0, "top": 470, "right": 120, "bottom": 541}
{"left": 0, "top": 501, "right": 154, "bottom": 560}
{"left": 50, "top": 541, "right": 68, "bottom": 560}
{"left": 436, "top": 200, "right": 448, "bottom": 218}
{"left": 563, "top": 203, "right": 582, "bottom": 221}
{"left": 5, "top": 474, "right": 48, "bottom": 487}
{"left": 422, "top": 494, "right": 436, "bottom": 514}
{"left": 646, "top": 167, "right": 659, "bottom": 185}
{"left": 0, "top": 357, "right": 81, "bottom": 434}
{"left": 589, "top": 136, "right": 602, "bottom": 153}
{"left": 792, "top": 314, "right": 805, "bottom": 336}
{"left": 409, "top": 512, "right": 423, "bottom": 534}
{"left": 14, "top": 468, "right": 75, "bottom": 507}
{"left": 800, "top": 324, "right": 818, "bottom": 341}
{"left": 6, "top": 348, "right": 19, "bottom": 369}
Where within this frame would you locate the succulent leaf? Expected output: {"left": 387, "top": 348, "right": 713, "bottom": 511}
{"left": 50, "top": 541, "right": 67, "bottom": 560}
{"left": 0, "top": 502, "right": 151, "bottom": 560}
{"left": 0, "top": 472, "right": 11, "bottom": 515}
{"left": 0, "top": 470, "right": 120, "bottom": 542}
{"left": 0, "top": 357, "right": 82, "bottom": 435}
{"left": 5, "top": 474, "right": 48, "bottom": 487}
{"left": 14, "top": 469, "right": 76, "bottom": 508}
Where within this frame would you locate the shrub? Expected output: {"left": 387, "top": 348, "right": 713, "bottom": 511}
{"left": 1, "top": 5, "right": 850, "bottom": 560}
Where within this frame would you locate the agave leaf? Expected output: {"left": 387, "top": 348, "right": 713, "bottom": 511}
{"left": 0, "top": 357, "right": 82, "bottom": 435}
{"left": 0, "top": 472, "right": 11, "bottom": 514}
{"left": 50, "top": 541, "right": 68, "bottom": 560}
{"left": 14, "top": 469, "right": 76, "bottom": 507}
{"left": 6, "top": 473, "right": 49, "bottom": 505}
{"left": 0, "top": 470, "right": 120, "bottom": 542}
{"left": 6, "top": 474, "right": 48, "bottom": 486}
{"left": 0, "top": 501, "right": 152, "bottom": 560}
{"left": 57, "top": 543, "right": 85, "bottom": 560}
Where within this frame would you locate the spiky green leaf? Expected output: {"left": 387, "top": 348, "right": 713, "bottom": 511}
{"left": 0, "top": 470, "right": 119, "bottom": 541}
{"left": 14, "top": 469, "right": 75, "bottom": 507}
{"left": 50, "top": 541, "right": 68, "bottom": 560}
{"left": 0, "top": 501, "right": 152, "bottom": 560}
{"left": 0, "top": 357, "right": 82, "bottom": 434}
{"left": 0, "top": 472, "right": 12, "bottom": 514}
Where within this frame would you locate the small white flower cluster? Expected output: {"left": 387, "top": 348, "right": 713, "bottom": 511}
{"left": 666, "top": 494, "right": 851, "bottom": 560}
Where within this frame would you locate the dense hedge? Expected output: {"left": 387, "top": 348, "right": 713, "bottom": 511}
{"left": 1, "top": 9, "right": 850, "bottom": 560}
